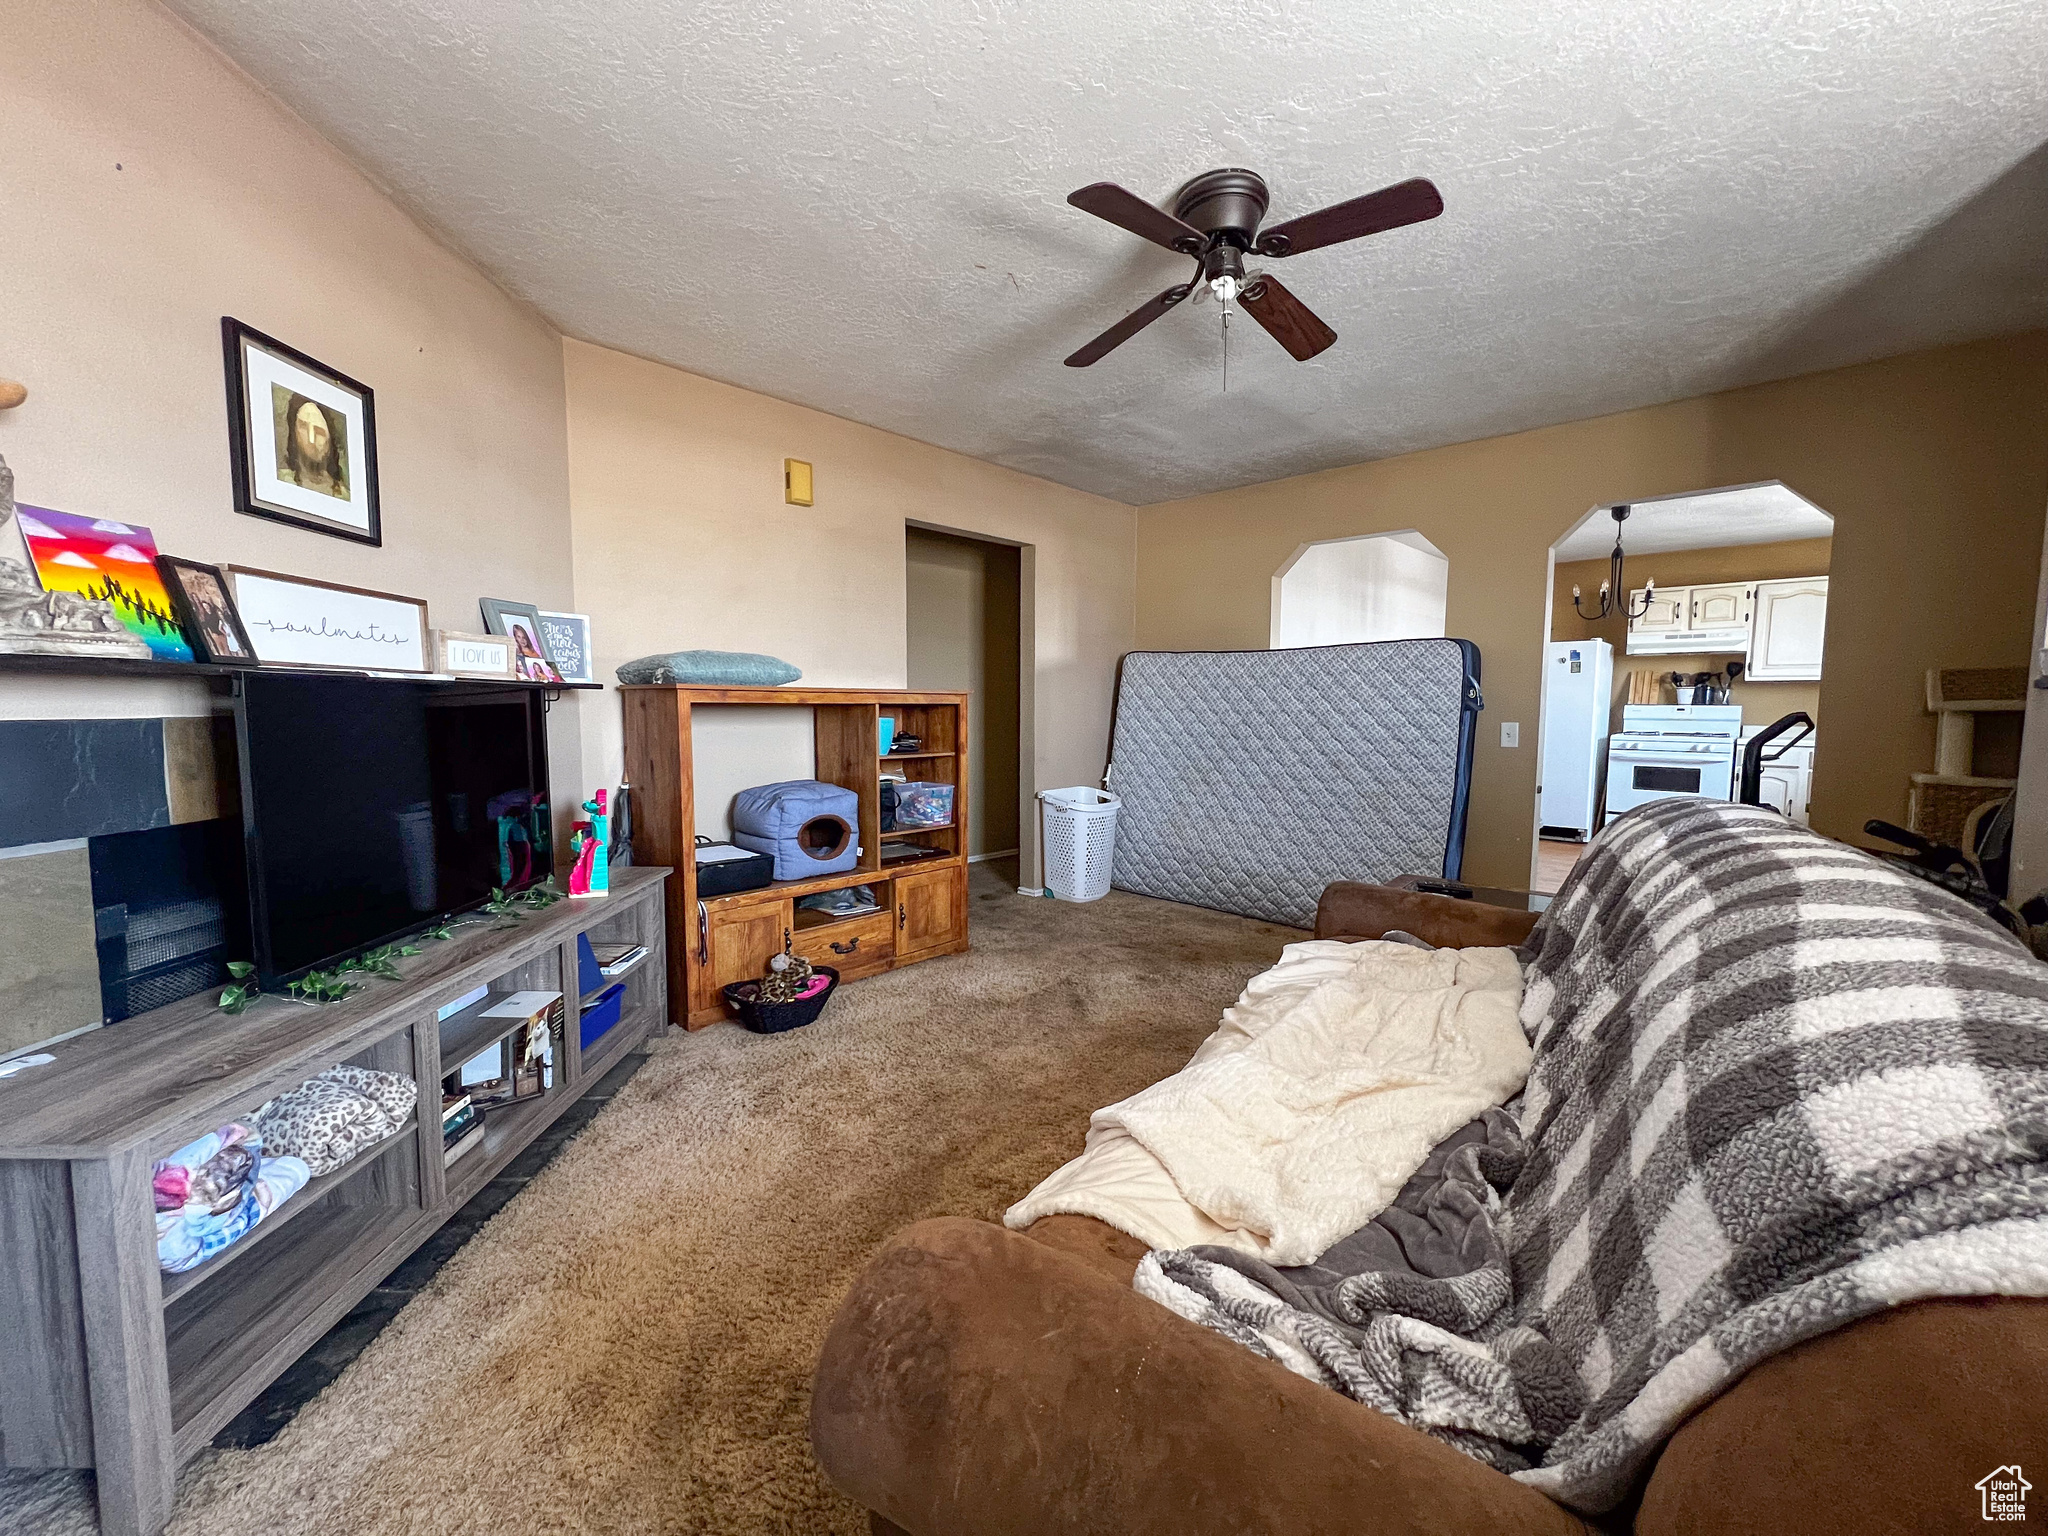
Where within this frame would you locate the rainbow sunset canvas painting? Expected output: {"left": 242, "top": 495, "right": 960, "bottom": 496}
{"left": 19, "top": 506, "right": 194, "bottom": 662}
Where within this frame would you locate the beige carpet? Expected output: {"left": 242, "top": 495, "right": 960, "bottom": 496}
{"left": 5, "top": 864, "right": 1296, "bottom": 1536}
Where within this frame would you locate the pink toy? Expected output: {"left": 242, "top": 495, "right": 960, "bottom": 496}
{"left": 569, "top": 788, "right": 609, "bottom": 898}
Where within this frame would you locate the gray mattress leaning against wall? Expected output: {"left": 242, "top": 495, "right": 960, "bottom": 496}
{"left": 1105, "top": 640, "right": 1482, "bottom": 928}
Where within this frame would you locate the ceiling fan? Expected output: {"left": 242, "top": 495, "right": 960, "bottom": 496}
{"left": 1062, "top": 168, "right": 1443, "bottom": 369}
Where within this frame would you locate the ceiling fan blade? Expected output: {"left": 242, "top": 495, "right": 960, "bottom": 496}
{"left": 1068, "top": 183, "right": 1207, "bottom": 255}
{"left": 1253, "top": 176, "right": 1443, "bottom": 258}
{"left": 1064, "top": 283, "right": 1194, "bottom": 367}
{"left": 1239, "top": 274, "right": 1337, "bottom": 361}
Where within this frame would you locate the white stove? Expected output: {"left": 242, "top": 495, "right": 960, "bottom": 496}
{"left": 1605, "top": 704, "right": 1744, "bottom": 819}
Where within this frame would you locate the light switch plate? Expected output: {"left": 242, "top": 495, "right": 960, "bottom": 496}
{"left": 784, "top": 458, "right": 814, "bottom": 506}
{"left": 1501, "top": 722, "right": 1520, "bottom": 747}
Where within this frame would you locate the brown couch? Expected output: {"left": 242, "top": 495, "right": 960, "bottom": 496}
{"left": 813, "top": 883, "right": 2048, "bottom": 1536}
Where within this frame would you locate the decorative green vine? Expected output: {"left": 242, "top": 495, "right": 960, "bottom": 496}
{"left": 217, "top": 880, "right": 565, "bottom": 1013}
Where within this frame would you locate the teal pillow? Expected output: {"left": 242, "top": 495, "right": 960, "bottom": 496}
{"left": 615, "top": 650, "right": 803, "bottom": 686}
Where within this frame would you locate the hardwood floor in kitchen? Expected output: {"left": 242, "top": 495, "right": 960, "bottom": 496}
{"left": 1535, "top": 838, "right": 1590, "bottom": 895}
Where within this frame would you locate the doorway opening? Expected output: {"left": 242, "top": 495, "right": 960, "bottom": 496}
{"left": 905, "top": 527, "right": 1023, "bottom": 871}
{"left": 1271, "top": 531, "right": 1448, "bottom": 648}
{"left": 1533, "top": 481, "right": 1835, "bottom": 893}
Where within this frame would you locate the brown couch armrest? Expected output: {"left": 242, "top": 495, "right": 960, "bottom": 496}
{"left": 811, "top": 1217, "right": 1590, "bottom": 1536}
{"left": 1637, "top": 1295, "right": 2048, "bottom": 1536}
{"left": 1315, "top": 881, "right": 1541, "bottom": 949}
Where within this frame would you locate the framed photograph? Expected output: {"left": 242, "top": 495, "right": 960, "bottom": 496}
{"left": 156, "top": 555, "right": 255, "bottom": 664}
{"left": 537, "top": 611, "right": 594, "bottom": 684}
{"left": 432, "top": 628, "right": 516, "bottom": 679}
{"left": 222, "top": 317, "right": 381, "bottom": 545}
{"left": 222, "top": 566, "right": 429, "bottom": 672}
{"left": 479, "top": 598, "right": 563, "bottom": 684}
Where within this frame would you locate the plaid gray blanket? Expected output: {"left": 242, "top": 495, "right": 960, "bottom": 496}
{"left": 1139, "top": 798, "right": 2048, "bottom": 1511}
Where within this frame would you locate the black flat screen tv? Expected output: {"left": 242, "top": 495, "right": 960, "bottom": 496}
{"left": 235, "top": 673, "right": 552, "bottom": 987}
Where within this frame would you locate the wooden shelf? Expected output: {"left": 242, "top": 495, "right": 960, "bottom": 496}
{"left": 0, "top": 866, "right": 665, "bottom": 1161}
{"left": 624, "top": 685, "right": 969, "bottom": 1032}
{"left": 879, "top": 845, "right": 953, "bottom": 863}
{"left": 0, "top": 650, "right": 599, "bottom": 688}
{"left": 792, "top": 901, "right": 884, "bottom": 931}
{"left": 164, "top": 1196, "right": 413, "bottom": 1432}
{"left": 439, "top": 993, "right": 557, "bottom": 1070}
{"left": 580, "top": 1001, "right": 658, "bottom": 1083}
{"left": 700, "top": 865, "right": 883, "bottom": 908}
{"left": 0, "top": 871, "right": 670, "bottom": 1530}
{"left": 444, "top": 1093, "right": 554, "bottom": 1207}
{"left": 157, "top": 1118, "right": 417, "bottom": 1307}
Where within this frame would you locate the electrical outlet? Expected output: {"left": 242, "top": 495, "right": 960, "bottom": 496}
{"left": 1500, "top": 722, "right": 1520, "bottom": 748}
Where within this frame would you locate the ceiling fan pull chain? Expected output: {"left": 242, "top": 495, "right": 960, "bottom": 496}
{"left": 1222, "top": 293, "right": 1231, "bottom": 394}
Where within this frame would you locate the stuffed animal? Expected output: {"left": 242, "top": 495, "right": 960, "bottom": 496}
{"left": 754, "top": 946, "right": 816, "bottom": 1005}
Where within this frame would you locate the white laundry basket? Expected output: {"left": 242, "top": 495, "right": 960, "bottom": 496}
{"left": 1038, "top": 787, "right": 1121, "bottom": 902}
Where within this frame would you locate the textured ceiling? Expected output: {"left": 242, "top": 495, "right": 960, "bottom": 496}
{"left": 164, "top": 0, "right": 2048, "bottom": 504}
{"left": 1553, "top": 483, "right": 1832, "bottom": 560}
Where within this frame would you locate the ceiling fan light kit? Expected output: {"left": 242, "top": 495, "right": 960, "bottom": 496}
{"left": 1062, "top": 167, "right": 1442, "bottom": 374}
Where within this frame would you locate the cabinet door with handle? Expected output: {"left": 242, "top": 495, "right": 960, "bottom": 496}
{"left": 1628, "top": 586, "right": 1688, "bottom": 635}
{"left": 1687, "top": 582, "right": 1752, "bottom": 632}
{"left": 1747, "top": 576, "right": 1829, "bottom": 680}
{"left": 893, "top": 865, "right": 968, "bottom": 960}
{"left": 693, "top": 898, "right": 793, "bottom": 1021}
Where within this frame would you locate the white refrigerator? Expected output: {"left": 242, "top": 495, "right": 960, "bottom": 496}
{"left": 1537, "top": 639, "right": 1613, "bottom": 842}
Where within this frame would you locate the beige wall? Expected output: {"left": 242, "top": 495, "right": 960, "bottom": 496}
{"left": 1552, "top": 537, "right": 1832, "bottom": 735}
{"left": 563, "top": 339, "right": 1133, "bottom": 885}
{"left": 0, "top": 0, "right": 573, "bottom": 739}
{"left": 905, "top": 529, "right": 1022, "bottom": 860}
{"left": 1136, "top": 335, "right": 2048, "bottom": 887}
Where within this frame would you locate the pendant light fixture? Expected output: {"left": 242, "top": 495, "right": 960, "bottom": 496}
{"left": 1571, "top": 505, "right": 1656, "bottom": 621}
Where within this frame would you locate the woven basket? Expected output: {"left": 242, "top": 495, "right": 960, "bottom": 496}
{"left": 722, "top": 966, "right": 839, "bottom": 1034}
{"left": 1909, "top": 780, "right": 2009, "bottom": 849}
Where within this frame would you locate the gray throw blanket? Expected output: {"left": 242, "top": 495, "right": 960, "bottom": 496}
{"left": 1139, "top": 798, "right": 2048, "bottom": 1511}
{"left": 1137, "top": 1109, "right": 1583, "bottom": 1472}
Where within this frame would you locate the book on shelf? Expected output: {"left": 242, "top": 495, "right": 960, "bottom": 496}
{"left": 589, "top": 941, "right": 647, "bottom": 974}
{"left": 443, "top": 1117, "right": 487, "bottom": 1166}
{"left": 442, "top": 1096, "right": 476, "bottom": 1142}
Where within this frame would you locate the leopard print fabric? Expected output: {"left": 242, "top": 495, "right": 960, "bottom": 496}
{"left": 252, "top": 1065, "right": 418, "bottom": 1178}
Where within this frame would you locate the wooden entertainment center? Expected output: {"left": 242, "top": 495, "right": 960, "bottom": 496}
{"left": 0, "top": 867, "right": 668, "bottom": 1536}
{"left": 621, "top": 686, "right": 971, "bottom": 1028}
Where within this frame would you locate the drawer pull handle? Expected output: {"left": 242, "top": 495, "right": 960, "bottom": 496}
{"left": 898, "top": 903, "right": 907, "bottom": 930}
{"left": 830, "top": 937, "right": 861, "bottom": 955}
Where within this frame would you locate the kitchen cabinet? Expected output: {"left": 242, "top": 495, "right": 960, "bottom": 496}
{"left": 1752, "top": 762, "right": 1806, "bottom": 823}
{"left": 1739, "top": 731, "right": 1815, "bottom": 826}
{"left": 1688, "top": 583, "right": 1753, "bottom": 631}
{"left": 1746, "top": 576, "right": 1829, "bottom": 681}
{"left": 1626, "top": 582, "right": 1752, "bottom": 656}
{"left": 1628, "top": 588, "right": 1687, "bottom": 638}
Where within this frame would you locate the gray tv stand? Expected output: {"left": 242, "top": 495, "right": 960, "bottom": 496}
{"left": 0, "top": 867, "right": 668, "bottom": 1536}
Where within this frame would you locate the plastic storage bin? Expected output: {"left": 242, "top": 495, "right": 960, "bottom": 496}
{"left": 892, "top": 782, "right": 954, "bottom": 829}
{"left": 1038, "top": 787, "right": 1120, "bottom": 902}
